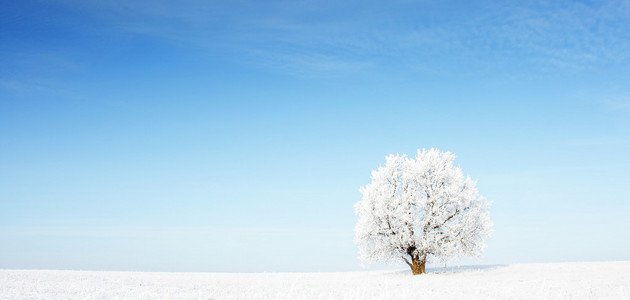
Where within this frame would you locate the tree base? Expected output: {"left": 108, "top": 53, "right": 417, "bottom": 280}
{"left": 411, "top": 259, "right": 426, "bottom": 275}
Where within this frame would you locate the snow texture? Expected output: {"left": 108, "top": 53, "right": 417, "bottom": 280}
{"left": 354, "top": 149, "right": 492, "bottom": 267}
{"left": 1, "top": 261, "right": 630, "bottom": 299}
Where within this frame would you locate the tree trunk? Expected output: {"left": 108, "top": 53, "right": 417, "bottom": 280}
{"left": 411, "top": 257, "right": 426, "bottom": 275}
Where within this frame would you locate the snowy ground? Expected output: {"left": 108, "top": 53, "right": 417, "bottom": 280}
{"left": 1, "top": 261, "right": 629, "bottom": 299}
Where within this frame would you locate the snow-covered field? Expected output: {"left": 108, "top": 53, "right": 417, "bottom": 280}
{"left": 1, "top": 261, "right": 629, "bottom": 299}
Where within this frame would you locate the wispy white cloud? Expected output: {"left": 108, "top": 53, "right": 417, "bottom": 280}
{"left": 601, "top": 96, "right": 630, "bottom": 111}
{"left": 16, "top": 0, "right": 630, "bottom": 77}
{"left": 477, "top": 0, "right": 630, "bottom": 68}
{"left": 0, "top": 50, "right": 84, "bottom": 97}
{"left": 1, "top": 51, "right": 84, "bottom": 74}
{"left": 564, "top": 135, "right": 630, "bottom": 147}
{"left": 0, "top": 224, "right": 347, "bottom": 239}
{"left": 249, "top": 50, "right": 373, "bottom": 78}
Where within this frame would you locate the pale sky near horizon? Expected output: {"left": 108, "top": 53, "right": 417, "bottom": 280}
{"left": 1, "top": 0, "right": 629, "bottom": 272}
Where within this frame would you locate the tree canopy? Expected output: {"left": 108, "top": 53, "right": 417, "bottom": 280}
{"left": 354, "top": 149, "right": 492, "bottom": 274}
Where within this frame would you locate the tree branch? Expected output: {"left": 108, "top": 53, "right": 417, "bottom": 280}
{"left": 433, "top": 209, "right": 460, "bottom": 229}
{"left": 401, "top": 256, "right": 412, "bottom": 267}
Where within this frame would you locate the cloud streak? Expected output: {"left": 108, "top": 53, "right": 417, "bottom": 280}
{"left": 6, "top": 0, "right": 630, "bottom": 79}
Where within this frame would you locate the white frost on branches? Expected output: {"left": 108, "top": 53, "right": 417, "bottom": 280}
{"left": 354, "top": 149, "right": 492, "bottom": 266}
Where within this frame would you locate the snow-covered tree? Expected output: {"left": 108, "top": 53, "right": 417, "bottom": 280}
{"left": 354, "top": 149, "right": 492, "bottom": 275}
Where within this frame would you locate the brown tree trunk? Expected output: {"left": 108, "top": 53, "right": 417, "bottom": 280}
{"left": 411, "top": 257, "right": 426, "bottom": 275}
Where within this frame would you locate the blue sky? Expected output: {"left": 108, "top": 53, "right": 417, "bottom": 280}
{"left": 1, "top": 0, "right": 629, "bottom": 272}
